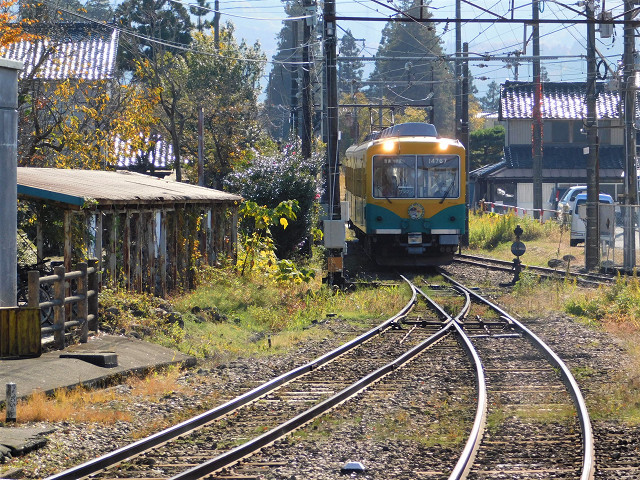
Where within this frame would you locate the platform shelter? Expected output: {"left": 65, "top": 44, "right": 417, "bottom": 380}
{"left": 17, "top": 168, "right": 242, "bottom": 296}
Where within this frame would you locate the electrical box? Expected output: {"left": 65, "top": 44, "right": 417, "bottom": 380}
{"left": 323, "top": 220, "right": 345, "bottom": 249}
{"left": 599, "top": 11, "right": 613, "bottom": 39}
{"left": 340, "top": 201, "right": 350, "bottom": 222}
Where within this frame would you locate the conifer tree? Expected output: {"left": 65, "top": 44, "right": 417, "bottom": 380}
{"left": 368, "top": 0, "right": 454, "bottom": 136}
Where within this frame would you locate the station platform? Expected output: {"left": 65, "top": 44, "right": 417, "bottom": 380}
{"left": 0, "top": 334, "right": 197, "bottom": 402}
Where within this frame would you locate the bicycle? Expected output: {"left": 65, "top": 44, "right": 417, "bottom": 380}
{"left": 17, "top": 260, "right": 54, "bottom": 326}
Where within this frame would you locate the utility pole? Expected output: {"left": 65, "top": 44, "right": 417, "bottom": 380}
{"left": 301, "top": 0, "right": 314, "bottom": 159}
{"left": 455, "top": 0, "right": 462, "bottom": 140}
{"left": 197, "top": 106, "right": 204, "bottom": 186}
{"left": 532, "top": 0, "right": 543, "bottom": 220}
{"left": 322, "top": 0, "right": 344, "bottom": 285}
{"left": 290, "top": 21, "right": 299, "bottom": 139}
{"left": 623, "top": 0, "right": 637, "bottom": 270}
{"left": 462, "top": 43, "right": 470, "bottom": 247}
{"left": 214, "top": 0, "right": 220, "bottom": 46}
{"left": 585, "top": 0, "right": 600, "bottom": 270}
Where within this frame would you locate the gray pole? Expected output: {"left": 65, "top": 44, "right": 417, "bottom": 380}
{"left": 197, "top": 106, "right": 204, "bottom": 186}
{"left": 532, "top": 0, "right": 543, "bottom": 220}
{"left": 623, "top": 0, "right": 637, "bottom": 271}
{"left": 213, "top": 0, "right": 220, "bottom": 47}
{"left": 585, "top": 0, "right": 600, "bottom": 270}
{"left": 0, "top": 58, "right": 21, "bottom": 308}
{"left": 455, "top": 0, "right": 461, "bottom": 140}
{"left": 290, "top": 20, "right": 299, "bottom": 139}
{"left": 301, "top": 0, "right": 313, "bottom": 160}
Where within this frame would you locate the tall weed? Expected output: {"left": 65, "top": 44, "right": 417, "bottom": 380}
{"left": 469, "top": 211, "right": 560, "bottom": 250}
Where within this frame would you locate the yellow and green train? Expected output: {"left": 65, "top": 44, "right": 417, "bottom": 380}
{"left": 344, "top": 122, "right": 466, "bottom": 266}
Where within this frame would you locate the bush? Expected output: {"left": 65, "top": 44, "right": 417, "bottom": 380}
{"left": 468, "top": 211, "right": 559, "bottom": 250}
{"left": 225, "top": 139, "right": 323, "bottom": 258}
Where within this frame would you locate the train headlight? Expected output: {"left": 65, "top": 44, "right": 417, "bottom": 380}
{"left": 438, "top": 140, "right": 448, "bottom": 151}
{"left": 382, "top": 140, "right": 396, "bottom": 153}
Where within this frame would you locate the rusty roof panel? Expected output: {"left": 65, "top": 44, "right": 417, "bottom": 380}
{"left": 17, "top": 168, "right": 242, "bottom": 207}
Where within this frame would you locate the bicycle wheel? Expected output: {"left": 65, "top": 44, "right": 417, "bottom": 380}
{"left": 16, "top": 285, "right": 53, "bottom": 325}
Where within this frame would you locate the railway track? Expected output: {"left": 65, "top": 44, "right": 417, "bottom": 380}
{"left": 46, "top": 274, "right": 595, "bottom": 480}
{"left": 454, "top": 252, "right": 615, "bottom": 286}
{"left": 437, "top": 271, "right": 594, "bottom": 479}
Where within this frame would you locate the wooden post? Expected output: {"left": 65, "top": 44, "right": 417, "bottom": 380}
{"left": 27, "top": 271, "right": 39, "bottom": 308}
{"left": 147, "top": 211, "right": 156, "bottom": 295}
{"left": 36, "top": 222, "right": 44, "bottom": 264}
{"left": 231, "top": 206, "right": 238, "bottom": 262}
{"left": 63, "top": 211, "right": 72, "bottom": 272}
{"left": 53, "top": 265, "right": 65, "bottom": 350}
{"left": 88, "top": 259, "right": 99, "bottom": 332}
{"left": 205, "top": 208, "right": 214, "bottom": 266}
{"left": 77, "top": 262, "right": 88, "bottom": 343}
{"left": 95, "top": 212, "right": 103, "bottom": 275}
{"left": 123, "top": 211, "right": 131, "bottom": 290}
{"left": 171, "top": 210, "right": 178, "bottom": 291}
{"left": 135, "top": 211, "right": 142, "bottom": 292}
{"left": 159, "top": 210, "right": 167, "bottom": 297}
{"left": 109, "top": 212, "right": 117, "bottom": 286}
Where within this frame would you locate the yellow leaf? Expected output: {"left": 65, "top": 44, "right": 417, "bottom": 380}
{"left": 279, "top": 217, "right": 288, "bottom": 229}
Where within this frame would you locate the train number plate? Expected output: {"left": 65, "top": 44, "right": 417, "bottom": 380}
{"left": 408, "top": 233, "right": 422, "bottom": 245}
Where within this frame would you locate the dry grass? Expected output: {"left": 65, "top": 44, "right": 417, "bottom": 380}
{"left": 127, "top": 366, "right": 189, "bottom": 399}
{"left": 3, "top": 388, "right": 132, "bottom": 424}
{"left": 0, "top": 367, "right": 193, "bottom": 425}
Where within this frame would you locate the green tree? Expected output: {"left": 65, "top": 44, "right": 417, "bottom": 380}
{"left": 469, "top": 125, "right": 505, "bottom": 171}
{"left": 263, "top": 0, "right": 319, "bottom": 141}
{"left": 338, "top": 29, "right": 364, "bottom": 95}
{"left": 479, "top": 80, "right": 500, "bottom": 112}
{"left": 368, "top": 0, "right": 454, "bottom": 136}
{"left": 115, "top": 0, "right": 195, "bottom": 181}
{"left": 115, "top": 0, "right": 193, "bottom": 74}
{"left": 180, "top": 25, "right": 265, "bottom": 188}
{"left": 82, "top": 0, "right": 114, "bottom": 22}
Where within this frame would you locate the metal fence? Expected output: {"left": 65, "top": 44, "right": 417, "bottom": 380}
{"left": 477, "top": 201, "right": 640, "bottom": 272}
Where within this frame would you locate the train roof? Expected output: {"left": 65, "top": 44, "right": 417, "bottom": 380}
{"left": 379, "top": 123, "right": 438, "bottom": 138}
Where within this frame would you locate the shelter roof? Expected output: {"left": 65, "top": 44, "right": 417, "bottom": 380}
{"left": 17, "top": 168, "right": 242, "bottom": 209}
{"left": 1, "top": 23, "right": 118, "bottom": 80}
{"left": 499, "top": 80, "right": 623, "bottom": 120}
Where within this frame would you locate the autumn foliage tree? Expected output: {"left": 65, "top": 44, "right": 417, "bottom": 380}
{"left": 180, "top": 25, "right": 265, "bottom": 188}
{"left": 0, "top": 0, "right": 37, "bottom": 47}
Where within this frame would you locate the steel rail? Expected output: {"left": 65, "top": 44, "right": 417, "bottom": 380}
{"left": 172, "top": 288, "right": 453, "bottom": 479}
{"left": 46, "top": 283, "right": 418, "bottom": 480}
{"left": 453, "top": 253, "right": 612, "bottom": 285}
{"left": 413, "top": 282, "right": 488, "bottom": 479}
{"left": 439, "top": 270, "right": 596, "bottom": 480}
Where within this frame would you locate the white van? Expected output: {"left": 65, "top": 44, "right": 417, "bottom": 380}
{"left": 558, "top": 185, "right": 587, "bottom": 222}
{"left": 570, "top": 193, "right": 614, "bottom": 246}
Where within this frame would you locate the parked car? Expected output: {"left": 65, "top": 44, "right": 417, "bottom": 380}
{"left": 558, "top": 185, "right": 587, "bottom": 221}
{"left": 570, "top": 193, "right": 615, "bottom": 246}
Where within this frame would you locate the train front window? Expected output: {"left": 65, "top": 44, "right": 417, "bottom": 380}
{"left": 417, "top": 155, "right": 460, "bottom": 199}
{"left": 373, "top": 155, "right": 415, "bottom": 198}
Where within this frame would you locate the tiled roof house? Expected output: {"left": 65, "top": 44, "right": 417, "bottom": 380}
{"left": 471, "top": 80, "right": 630, "bottom": 212}
{"left": 1, "top": 22, "right": 119, "bottom": 80}
{"left": 2, "top": 23, "right": 173, "bottom": 172}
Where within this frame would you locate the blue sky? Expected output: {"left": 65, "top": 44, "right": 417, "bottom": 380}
{"left": 179, "top": 0, "right": 628, "bottom": 97}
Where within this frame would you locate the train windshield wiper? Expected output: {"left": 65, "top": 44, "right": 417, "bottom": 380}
{"left": 439, "top": 176, "right": 456, "bottom": 204}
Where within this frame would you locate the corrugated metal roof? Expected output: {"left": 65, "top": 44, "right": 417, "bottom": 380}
{"left": 1, "top": 23, "right": 118, "bottom": 80}
{"left": 115, "top": 136, "right": 173, "bottom": 169}
{"left": 17, "top": 168, "right": 242, "bottom": 208}
{"left": 504, "top": 145, "right": 624, "bottom": 170}
{"left": 499, "top": 80, "right": 624, "bottom": 120}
